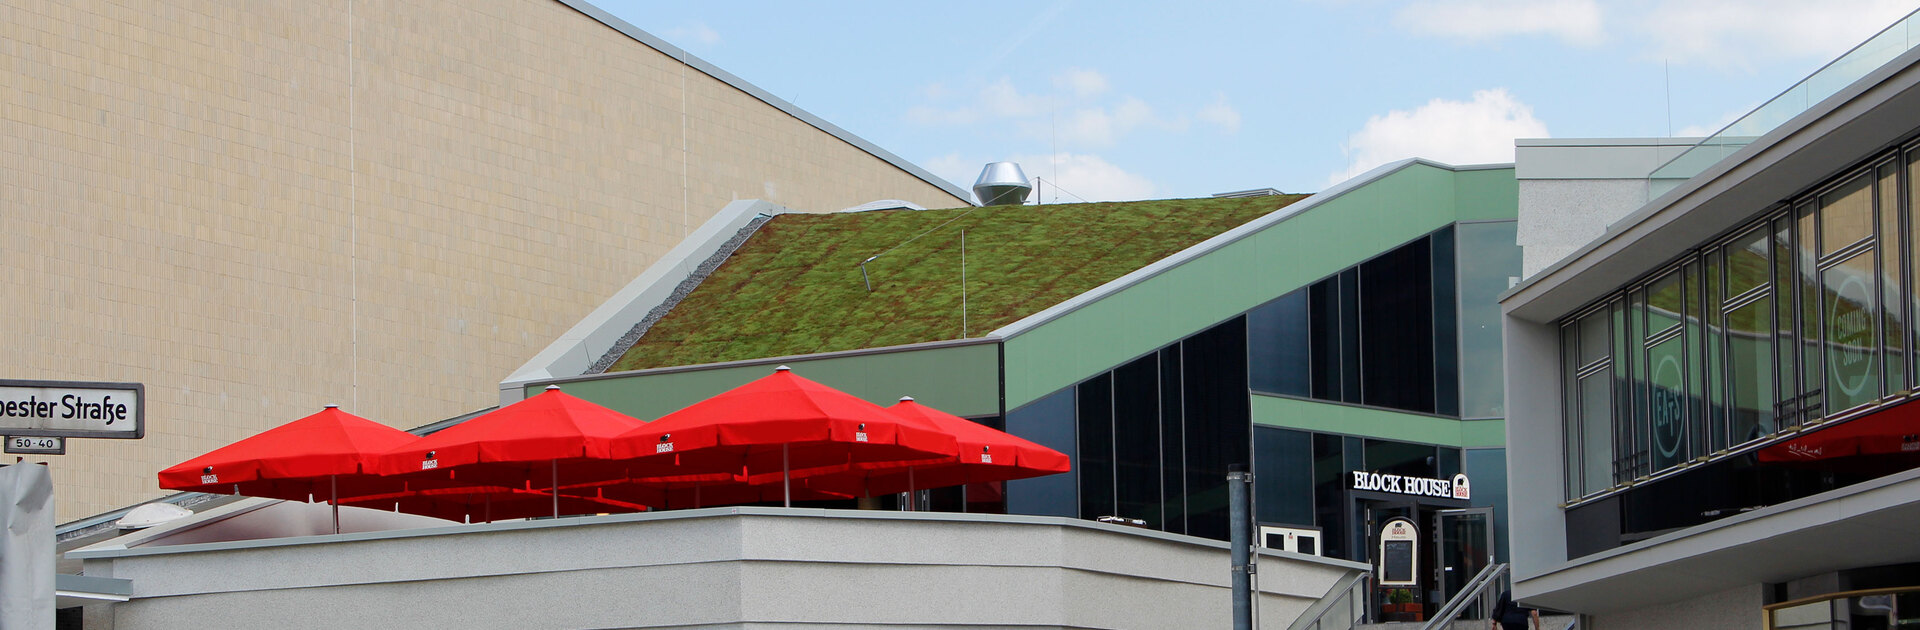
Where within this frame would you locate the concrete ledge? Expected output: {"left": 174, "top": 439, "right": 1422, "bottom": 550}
{"left": 77, "top": 508, "right": 1366, "bottom": 629}
{"left": 499, "top": 200, "right": 794, "bottom": 401}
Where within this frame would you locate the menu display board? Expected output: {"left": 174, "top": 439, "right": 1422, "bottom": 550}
{"left": 1377, "top": 517, "right": 1419, "bottom": 587}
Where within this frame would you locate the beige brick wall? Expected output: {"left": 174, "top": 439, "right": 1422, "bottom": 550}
{"left": 0, "top": 0, "right": 967, "bottom": 520}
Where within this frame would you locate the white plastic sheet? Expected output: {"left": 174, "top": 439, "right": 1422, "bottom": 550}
{"left": 0, "top": 463, "right": 53, "bottom": 630}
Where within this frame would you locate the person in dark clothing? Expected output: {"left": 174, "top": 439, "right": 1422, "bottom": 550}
{"left": 1491, "top": 590, "right": 1541, "bottom": 630}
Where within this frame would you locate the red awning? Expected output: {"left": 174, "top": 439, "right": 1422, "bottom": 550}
{"left": 158, "top": 405, "right": 415, "bottom": 501}
{"left": 803, "top": 397, "right": 1070, "bottom": 497}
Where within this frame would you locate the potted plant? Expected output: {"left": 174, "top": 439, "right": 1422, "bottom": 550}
{"left": 1382, "top": 589, "right": 1414, "bottom": 619}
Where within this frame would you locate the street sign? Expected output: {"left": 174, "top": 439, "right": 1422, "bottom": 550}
{"left": 0, "top": 380, "right": 143, "bottom": 439}
{"left": 4, "top": 436, "right": 64, "bottom": 455}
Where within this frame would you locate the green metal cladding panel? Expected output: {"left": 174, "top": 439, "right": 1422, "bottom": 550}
{"left": 1002, "top": 163, "right": 1518, "bottom": 408}
{"left": 536, "top": 343, "right": 1002, "bottom": 421}
{"left": 1250, "top": 395, "right": 1506, "bottom": 448}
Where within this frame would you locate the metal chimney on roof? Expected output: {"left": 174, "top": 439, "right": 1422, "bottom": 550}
{"left": 972, "top": 162, "right": 1032, "bottom": 206}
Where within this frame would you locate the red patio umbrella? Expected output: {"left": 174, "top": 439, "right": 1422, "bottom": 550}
{"left": 158, "top": 405, "right": 417, "bottom": 533}
{"left": 373, "top": 385, "right": 703, "bottom": 517}
{"left": 608, "top": 366, "right": 959, "bottom": 506}
{"left": 804, "top": 397, "right": 1071, "bottom": 500}
{"left": 340, "top": 485, "right": 650, "bottom": 523}
{"left": 1759, "top": 400, "right": 1920, "bottom": 463}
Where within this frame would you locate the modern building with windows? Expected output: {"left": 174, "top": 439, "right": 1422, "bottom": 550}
{"left": 1, "top": 0, "right": 967, "bottom": 520}
{"left": 1503, "top": 11, "right": 1920, "bottom": 628}
{"left": 501, "top": 156, "right": 1523, "bottom": 616}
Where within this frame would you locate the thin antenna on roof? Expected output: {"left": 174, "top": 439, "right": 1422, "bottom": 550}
{"left": 961, "top": 229, "right": 968, "bottom": 338}
{"left": 1664, "top": 59, "right": 1673, "bottom": 137}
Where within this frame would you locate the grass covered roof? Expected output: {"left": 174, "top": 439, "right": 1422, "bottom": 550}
{"left": 608, "top": 195, "right": 1308, "bottom": 372}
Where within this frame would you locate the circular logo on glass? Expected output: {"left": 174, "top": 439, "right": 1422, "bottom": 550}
{"left": 1651, "top": 353, "right": 1685, "bottom": 459}
{"left": 1828, "top": 273, "right": 1875, "bottom": 398}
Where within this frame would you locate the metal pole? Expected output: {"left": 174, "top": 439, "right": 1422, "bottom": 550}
{"left": 330, "top": 474, "right": 340, "bottom": 534}
{"left": 551, "top": 459, "right": 559, "bottom": 519}
{"left": 782, "top": 443, "right": 791, "bottom": 508}
{"left": 1228, "top": 464, "right": 1253, "bottom": 630}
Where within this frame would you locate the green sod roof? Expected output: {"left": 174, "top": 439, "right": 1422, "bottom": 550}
{"left": 608, "top": 195, "right": 1309, "bottom": 372}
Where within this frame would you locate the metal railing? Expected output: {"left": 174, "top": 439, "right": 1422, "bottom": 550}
{"left": 1420, "top": 563, "right": 1509, "bottom": 630}
{"left": 1288, "top": 570, "right": 1371, "bottom": 630}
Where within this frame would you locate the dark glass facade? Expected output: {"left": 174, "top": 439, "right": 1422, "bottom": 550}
{"left": 1558, "top": 140, "right": 1920, "bottom": 557}
{"left": 1001, "top": 220, "right": 1520, "bottom": 560}
{"left": 1249, "top": 227, "right": 1464, "bottom": 416}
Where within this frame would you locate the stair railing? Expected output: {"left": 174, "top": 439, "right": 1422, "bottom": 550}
{"left": 1287, "top": 569, "right": 1371, "bottom": 630}
{"left": 1419, "top": 562, "right": 1509, "bottom": 630}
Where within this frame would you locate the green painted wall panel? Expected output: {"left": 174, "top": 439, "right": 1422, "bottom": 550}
{"left": 1003, "top": 163, "right": 1519, "bottom": 408}
{"left": 1252, "top": 395, "right": 1461, "bottom": 446}
{"left": 1453, "top": 168, "right": 1521, "bottom": 222}
{"left": 539, "top": 343, "right": 1001, "bottom": 421}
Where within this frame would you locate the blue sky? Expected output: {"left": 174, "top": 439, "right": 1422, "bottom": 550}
{"left": 593, "top": 1, "right": 1918, "bottom": 203}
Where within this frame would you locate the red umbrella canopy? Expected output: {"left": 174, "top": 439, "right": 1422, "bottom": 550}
{"left": 158, "top": 406, "right": 417, "bottom": 501}
{"left": 805, "top": 397, "right": 1071, "bottom": 497}
{"left": 373, "top": 386, "right": 648, "bottom": 489}
{"left": 340, "top": 485, "right": 649, "bottom": 523}
{"left": 1759, "top": 401, "right": 1920, "bottom": 463}
{"left": 609, "top": 367, "right": 959, "bottom": 486}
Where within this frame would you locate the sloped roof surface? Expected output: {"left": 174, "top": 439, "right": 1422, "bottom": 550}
{"left": 609, "top": 195, "right": 1308, "bottom": 372}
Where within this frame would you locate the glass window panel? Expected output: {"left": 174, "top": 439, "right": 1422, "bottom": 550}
{"left": 1113, "top": 356, "right": 1162, "bottom": 528}
{"left": 1339, "top": 269, "right": 1362, "bottom": 403}
{"left": 1579, "top": 370, "right": 1614, "bottom": 495}
{"left": 1776, "top": 215, "right": 1802, "bottom": 414}
{"left": 1797, "top": 203, "right": 1824, "bottom": 424}
{"left": 1727, "top": 295, "right": 1778, "bottom": 444}
{"left": 1309, "top": 279, "right": 1340, "bottom": 400}
{"left": 1879, "top": 161, "right": 1906, "bottom": 394}
{"left": 1909, "top": 148, "right": 1920, "bottom": 388}
{"left": 1823, "top": 250, "right": 1879, "bottom": 414}
{"left": 1311, "top": 433, "right": 1348, "bottom": 560}
{"left": 1159, "top": 346, "right": 1186, "bottom": 534}
{"left": 1432, "top": 227, "right": 1459, "bottom": 417}
{"left": 1578, "top": 307, "right": 1611, "bottom": 365}
{"left": 1685, "top": 260, "right": 1707, "bottom": 461}
{"left": 1253, "top": 427, "right": 1313, "bottom": 527}
{"left": 1077, "top": 374, "right": 1115, "bottom": 519}
{"left": 1364, "top": 438, "right": 1437, "bottom": 478}
{"left": 1247, "top": 290, "right": 1310, "bottom": 397}
{"left": 1182, "top": 317, "right": 1251, "bottom": 541}
{"left": 1463, "top": 448, "right": 1511, "bottom": 563}
{"left": 1005, "top": 388, "right": 1077, "bottom": 517}
{"left": 1725, "top": 225, "right": 1771, "bottom": 297}
{"left": 1359, "top": 236, "right": 1435, "bottom": 413}
{"left": 1819, "top": 171, "right": 1873, "bottom": 255}
{"left": 1646, "top": 335, "right": 1690, "bottom": 472}
{"left": 1614, "top": 298, "right": 1640, "bottom": 480}
{"left": 1459, "top": 222, "right": 1521, "bottom": 419}
{"left": 1646, "top": 270, "right": 1686, "bottom": 336}
{"left": 1563, "top": 323, "right": 1583, "bottom": 499}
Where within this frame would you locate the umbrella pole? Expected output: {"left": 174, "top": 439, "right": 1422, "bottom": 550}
{"left": 330, "top": 474, "right": 340, "bottom": 535}
{"left": 551, "top": 459, "right": 560, "bottom": 519}
{"left": 782, "top": 443, "right": 791, "bottom": 508}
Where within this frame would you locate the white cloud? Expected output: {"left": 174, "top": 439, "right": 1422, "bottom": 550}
{"left": 980, "top": 77, "right": 1054, "bottom": 118}
{"left": 1639, "top": 0, "right": 1916, "bottom": 68}
{"left": 1331, "top": 88, "right": 1549, "bottom": 185}
{"left": 924, "top": 153, "right": 1156, "bottom": 203}
{"left": 1054, "top": 68, "right": 1110, "bottom": 99}
{"left": 664, "top": 22, "right": 721, "bottom": 47}
{"left": 1396, "top": 0, "right": 1605, "bottom": 47}
{"left": 1018, "top": 153, "right": 1158, "bottom": 203}
{"left": 1197, "top": 92, "right": 1241, "bottom": 134}
{"left": 1042, "top": 97, "right": 1159, "bottom": 148}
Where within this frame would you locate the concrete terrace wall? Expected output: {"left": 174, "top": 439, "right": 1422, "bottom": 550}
{"left": 74, "top": 508, "right": 1366, "bottom": 629}
{"left": 0, "top": 0, "right": 967, "bottom": 519}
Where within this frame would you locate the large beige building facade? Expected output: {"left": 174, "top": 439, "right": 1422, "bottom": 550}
{"left": 1, "top": 0, "right": 968, "bottom": 519}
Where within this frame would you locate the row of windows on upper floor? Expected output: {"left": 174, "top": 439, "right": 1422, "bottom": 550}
{"left": 1559, "top": 139, "right": 1920, "bottom": 502}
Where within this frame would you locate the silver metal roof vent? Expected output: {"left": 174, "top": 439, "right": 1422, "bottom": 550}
{"left": 972, "top": 162, "right": 1032, "bottom": 206}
